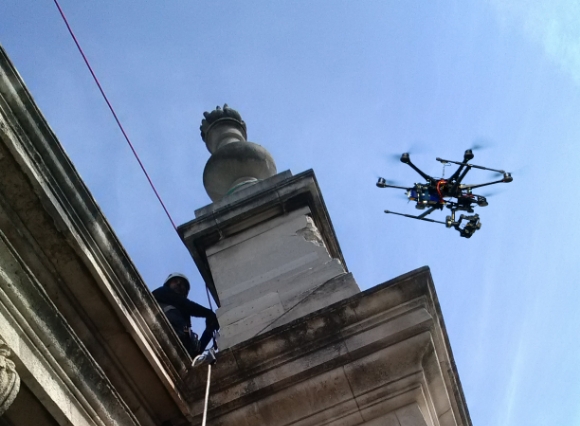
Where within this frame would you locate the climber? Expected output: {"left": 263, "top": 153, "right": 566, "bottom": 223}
{"left": 152, "top": 273, "right": 218, "bottom": 356}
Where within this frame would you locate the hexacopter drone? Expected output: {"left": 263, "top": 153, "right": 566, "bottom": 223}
{"left": 377, "top": 149, "right": 513, "bottom": 238}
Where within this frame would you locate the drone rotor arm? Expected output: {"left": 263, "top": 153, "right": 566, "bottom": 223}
{"left": 448, "top": 165, "right": 472, "bottom": 195}
{"left": 436, "top": 158, "right": 506, "bottom": 174}
{"left": 379, "top": 184, "right": 412, "bottom": 190}
{"left": 403, "top": 157, "right": 436, "bottom": 184}
{"left": 417, "top": 206, "right": 439, "bottom": 219}
{"left": 460, "top": 176, "right": 512, "bottom": 191}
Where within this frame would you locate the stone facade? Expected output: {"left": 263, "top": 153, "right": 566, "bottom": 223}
{"left": 185, "top": 267, "right": 470, "bottom": 425}
{"left": 0, "top": 43, "right": 471, "bottom": 425}
{"left": 0, "top": 45, "right": 194, "bottom": 425}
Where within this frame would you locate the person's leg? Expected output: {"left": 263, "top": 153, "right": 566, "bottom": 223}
{"left": 165, "top": 309, "right": 193, "bottom": 352}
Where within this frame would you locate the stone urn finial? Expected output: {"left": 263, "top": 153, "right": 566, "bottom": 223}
{"left": 200, "top": 104, "right": 277, "bottom": 201}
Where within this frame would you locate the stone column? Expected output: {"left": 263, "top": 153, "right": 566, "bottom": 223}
{"left": 0, "top": 339, "right": 20, "bottom": 416}
{"left": 178, "top": 106, "right": 361, "bottom": 349}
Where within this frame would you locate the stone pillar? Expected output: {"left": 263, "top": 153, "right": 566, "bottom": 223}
{"left": 0, "top": 339, "right": 20, "bottom": 416}
{"left": 209, "top": 205, "right": 357, "bottom": 348}
{"left": 179, "top": 105, "right": 360, "bottom": 349}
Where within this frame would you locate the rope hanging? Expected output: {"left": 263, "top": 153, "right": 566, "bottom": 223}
{"left": 52, "top": 0, "right": 178, "bottom": 231}
{"left": 192, "top": 351, "right": 215, "bottom": 425}
{"left": 52, "top": 0, "right": 216, "bottom": 323}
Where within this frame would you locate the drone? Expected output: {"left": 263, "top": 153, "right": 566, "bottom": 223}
{"left": 377, "top": 149, "right": 513, "bottom": 238}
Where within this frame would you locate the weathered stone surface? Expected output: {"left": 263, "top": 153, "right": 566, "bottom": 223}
{"left": 0, "top": 45, "right": 194, "bottom": 425}
{"left": 200, "top": 104, "right": 277, "bottom": 201}
{"left": 218, "top": 300, "right": 286, "bottom": 346}
{"left": 203, "top": 141, "right": 277, "bottom": 201}
{"left": 362, "top": 404, "right": 430, "bottom": 426}
{"left": 185, "top": 267, "right": 471, "bottom": 426}
{"left": 0, "top": 338, "right": 20, "bottom": 416}
{"left": 195, "top": 170, "right": 293, "bottom": 218}
{"left": 1, "top": 40, "right": 470, "bottom": 426}
{"left": 182, "top": 167, "right": 359, "bottom": 349}
{"left": 209, "top": 210, "right": 329, "bottom": 298}
{"left": 206, "top": 205, "right": 358, "bottom": 349}
{"left": 179, "top": 169, "right": 350, "bottom": 306}
{"left": 217, "top": 291, "right": 284, "bottom": 327}
{"left": 362, "top": 411, "right": 400, "bottom": 426}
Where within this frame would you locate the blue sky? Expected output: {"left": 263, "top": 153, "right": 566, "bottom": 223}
{"left": 2, "top": 1, "right": 580, "bottom": 424}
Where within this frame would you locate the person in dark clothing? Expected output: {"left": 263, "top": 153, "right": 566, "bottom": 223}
{"left": 152, "top": 273, "right": 219, "bottom": 356}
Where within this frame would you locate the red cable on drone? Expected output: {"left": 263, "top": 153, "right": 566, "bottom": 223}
{"left": 52, "top": 0, "right": 177, "bottom": 232}
{"left": 436, "top": 179, "right": 446, "bottom": 202}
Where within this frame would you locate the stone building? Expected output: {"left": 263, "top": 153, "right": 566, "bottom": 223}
{"left": 0, "top": 44, "right": 471, "bottom": 425}
{"left": 0, "top": 45, "right": 193, "bottom": 426}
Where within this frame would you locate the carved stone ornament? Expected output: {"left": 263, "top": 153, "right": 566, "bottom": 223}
{"left": 0, "top": 339, "right": 20, "bottom": 416}
{"left": 200, "top": 104, "right": 277, "bottom": 201}
{"left": 200, "top": 104, "right": 247, "bottom": 143}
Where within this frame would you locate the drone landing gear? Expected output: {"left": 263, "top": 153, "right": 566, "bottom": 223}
{"left": 384, "top": 208, "right": 482, "bottom": 238}
{"left": 384, "top": 208, "right": 447, "bottom": 225}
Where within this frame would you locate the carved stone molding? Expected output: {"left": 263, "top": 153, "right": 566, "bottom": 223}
{"left": 0, "top": 339, "right": 20, "bottom": 416}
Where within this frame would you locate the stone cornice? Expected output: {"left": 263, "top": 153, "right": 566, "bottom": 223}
{"left": 0, "top": 229, "right": 140, "bottom": 425}
{"left": 0, "top": 45, "right": 194, "bottom": 424}
{"left": 185, "top": 267, "right": 472, "bottom": 425}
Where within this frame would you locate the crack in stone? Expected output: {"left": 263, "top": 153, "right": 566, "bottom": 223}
{"left": 295, "top": 216, "right": 325, "bottom": 248}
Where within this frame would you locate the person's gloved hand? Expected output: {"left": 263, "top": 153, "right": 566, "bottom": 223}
{"left": 206, "top": 311, "right": 219, "bottom": 331}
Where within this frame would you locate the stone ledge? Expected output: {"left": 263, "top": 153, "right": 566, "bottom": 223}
{"left": 0, "top": 231, "right": 140, "bottom": 426}
{"left": 184, "top": 267, "right": 472, "bottom": 426}
{"left": 0, "top": 45, "right": 193, "bottom": 425}
{"left": 195, "top": 170, "right": 293, "bottom": 218}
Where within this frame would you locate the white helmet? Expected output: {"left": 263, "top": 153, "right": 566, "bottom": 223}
{"left": 164, "top": 273, "right": 190, "bottom": 290}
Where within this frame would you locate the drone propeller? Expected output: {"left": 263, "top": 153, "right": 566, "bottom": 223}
{"left": 386, "top": 142, "right": 424, "bottom": 163}
{"left": 479, "top": 189, "right": 501, "bottom": 198}
{"left": 485, "top": 170, "right": 505, "bottom": 178}
{"left": 387, "top": 153, "right": 404, "bottom": 163}
{"left": 469, "top": 138, "right": 493, "bottom": 151}
{"left": 504, "top": 165, "right": 527, "bottom": 177}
